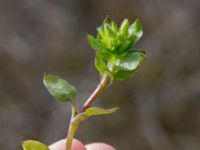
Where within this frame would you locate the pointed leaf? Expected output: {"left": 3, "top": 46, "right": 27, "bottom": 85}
{"left": 43, "top": 73, "right": 76, "bottom": 102}
{"left": 85, "top": 107, "right": 119, "bottom": 117}
{"left": 22, "top": 140, "right": 49, "bottom": 150}
{"left": 120, "top": 18, "right": 129, "bottom": 35}
{"left": 128, "top": 19, "right": 143, "bottom": 45}
{"left": 111, "top": 21, "right": 119, "bottom": 32}
{"left": 69, "top": 107, "right": 119, "bottom": 123}
{"left": 87, "top": 35, "right": 106, "bottom": 51}
{"left": 95, "top": 54, "right": 107, "bottom": 75}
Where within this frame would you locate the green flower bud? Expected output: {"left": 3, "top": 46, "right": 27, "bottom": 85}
{"left": 87, "top": 17, "right": 145, "bottom": 81}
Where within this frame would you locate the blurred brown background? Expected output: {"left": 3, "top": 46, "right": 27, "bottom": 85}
{"left": 0, "top": 0, "right": 200, "bottom": 149}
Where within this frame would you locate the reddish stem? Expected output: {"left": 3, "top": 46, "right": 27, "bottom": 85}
{"left": 80, "top": 74, "right": 110, "bottom": 112}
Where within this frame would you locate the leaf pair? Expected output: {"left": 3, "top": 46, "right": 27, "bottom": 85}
{"left": 42, "top": 74, "right": 119, "bottom": 117}
{"left": 43, "top": 74, "right": 116, "bottom": 114}
{"left": 43, "top": 73, "right": 118, "bottom": 116}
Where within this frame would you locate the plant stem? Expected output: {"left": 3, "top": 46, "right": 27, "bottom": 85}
{"left": 71, "top": 100, "right": 78, "bottom": 117}
{"left": 80, "top": 73, "right": 111, "bottom": 112}
{"left": 66, "top": 101, "right": 78, "bottom": 150}
{"left": 66, "top": 118, "right": 79, "bottom": 150}
{"left": 66, "top": 73, "right": 111, "bottom": 150}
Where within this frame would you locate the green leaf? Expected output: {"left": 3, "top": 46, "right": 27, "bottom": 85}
{"left": 87, "top": 34, "right": 106, "bottom": 51}
{"left": 85, "top": 107, "right": 119, "bottom": 117}
{"left": 128, "top": 19, "right": 143, "bottom": 46}
{"left": 95, "top": 53, "right": 108, "bottom": 75}
{"left": 73, "top": 107, "right": 119, "bottom": 123}
{"left": 22, "top": 140, "right": 49, "bottom": 150}
{"left": 43, "top": 73, "right": 76, "bottom": 102}
{"left": 116, "top": 40, "right": 133, "bottom": 54}
{"left": 111, "top": 21, "right": 119, "bottom": 33}
{"left": 94, "top": 50, "right": 117, "bottom": 75}
{"left": 119, "top": 18, "right": 129, "bottom": 35}
{"left": 113, "top": 69, "right": 135, "bottom": 81}
{"left": 112, "top": 50, "right": 145, "bottom": 81}
{"left": 113, "top": 51, "right": 145, "bottom": 71}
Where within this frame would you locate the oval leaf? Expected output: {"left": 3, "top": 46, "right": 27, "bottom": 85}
{"left": 113, "top": 69, "right": 135, "bottom": 81}
{"left": 112, "top": 50, "right": 145, "bottom": 81}
{"left": 22, "top": 140, "right": 49, "bottom": 150}
{"left": 43, "top": 73, "right": 76, "bottom": 102}
{"left": 113, "top": 50, "right": 145, "bottom": 71}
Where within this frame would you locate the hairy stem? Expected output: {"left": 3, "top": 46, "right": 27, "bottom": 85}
{"left": 81, "top": 73, "right": 111, "bottom": 112}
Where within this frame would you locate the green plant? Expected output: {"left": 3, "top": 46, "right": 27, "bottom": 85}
{"left": 22, "top": 17, "right": 145, "bottom": 150}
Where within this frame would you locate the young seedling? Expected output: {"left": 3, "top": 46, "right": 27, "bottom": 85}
{"left": 22, "top": 17, "right": 145, "bottom": 150}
